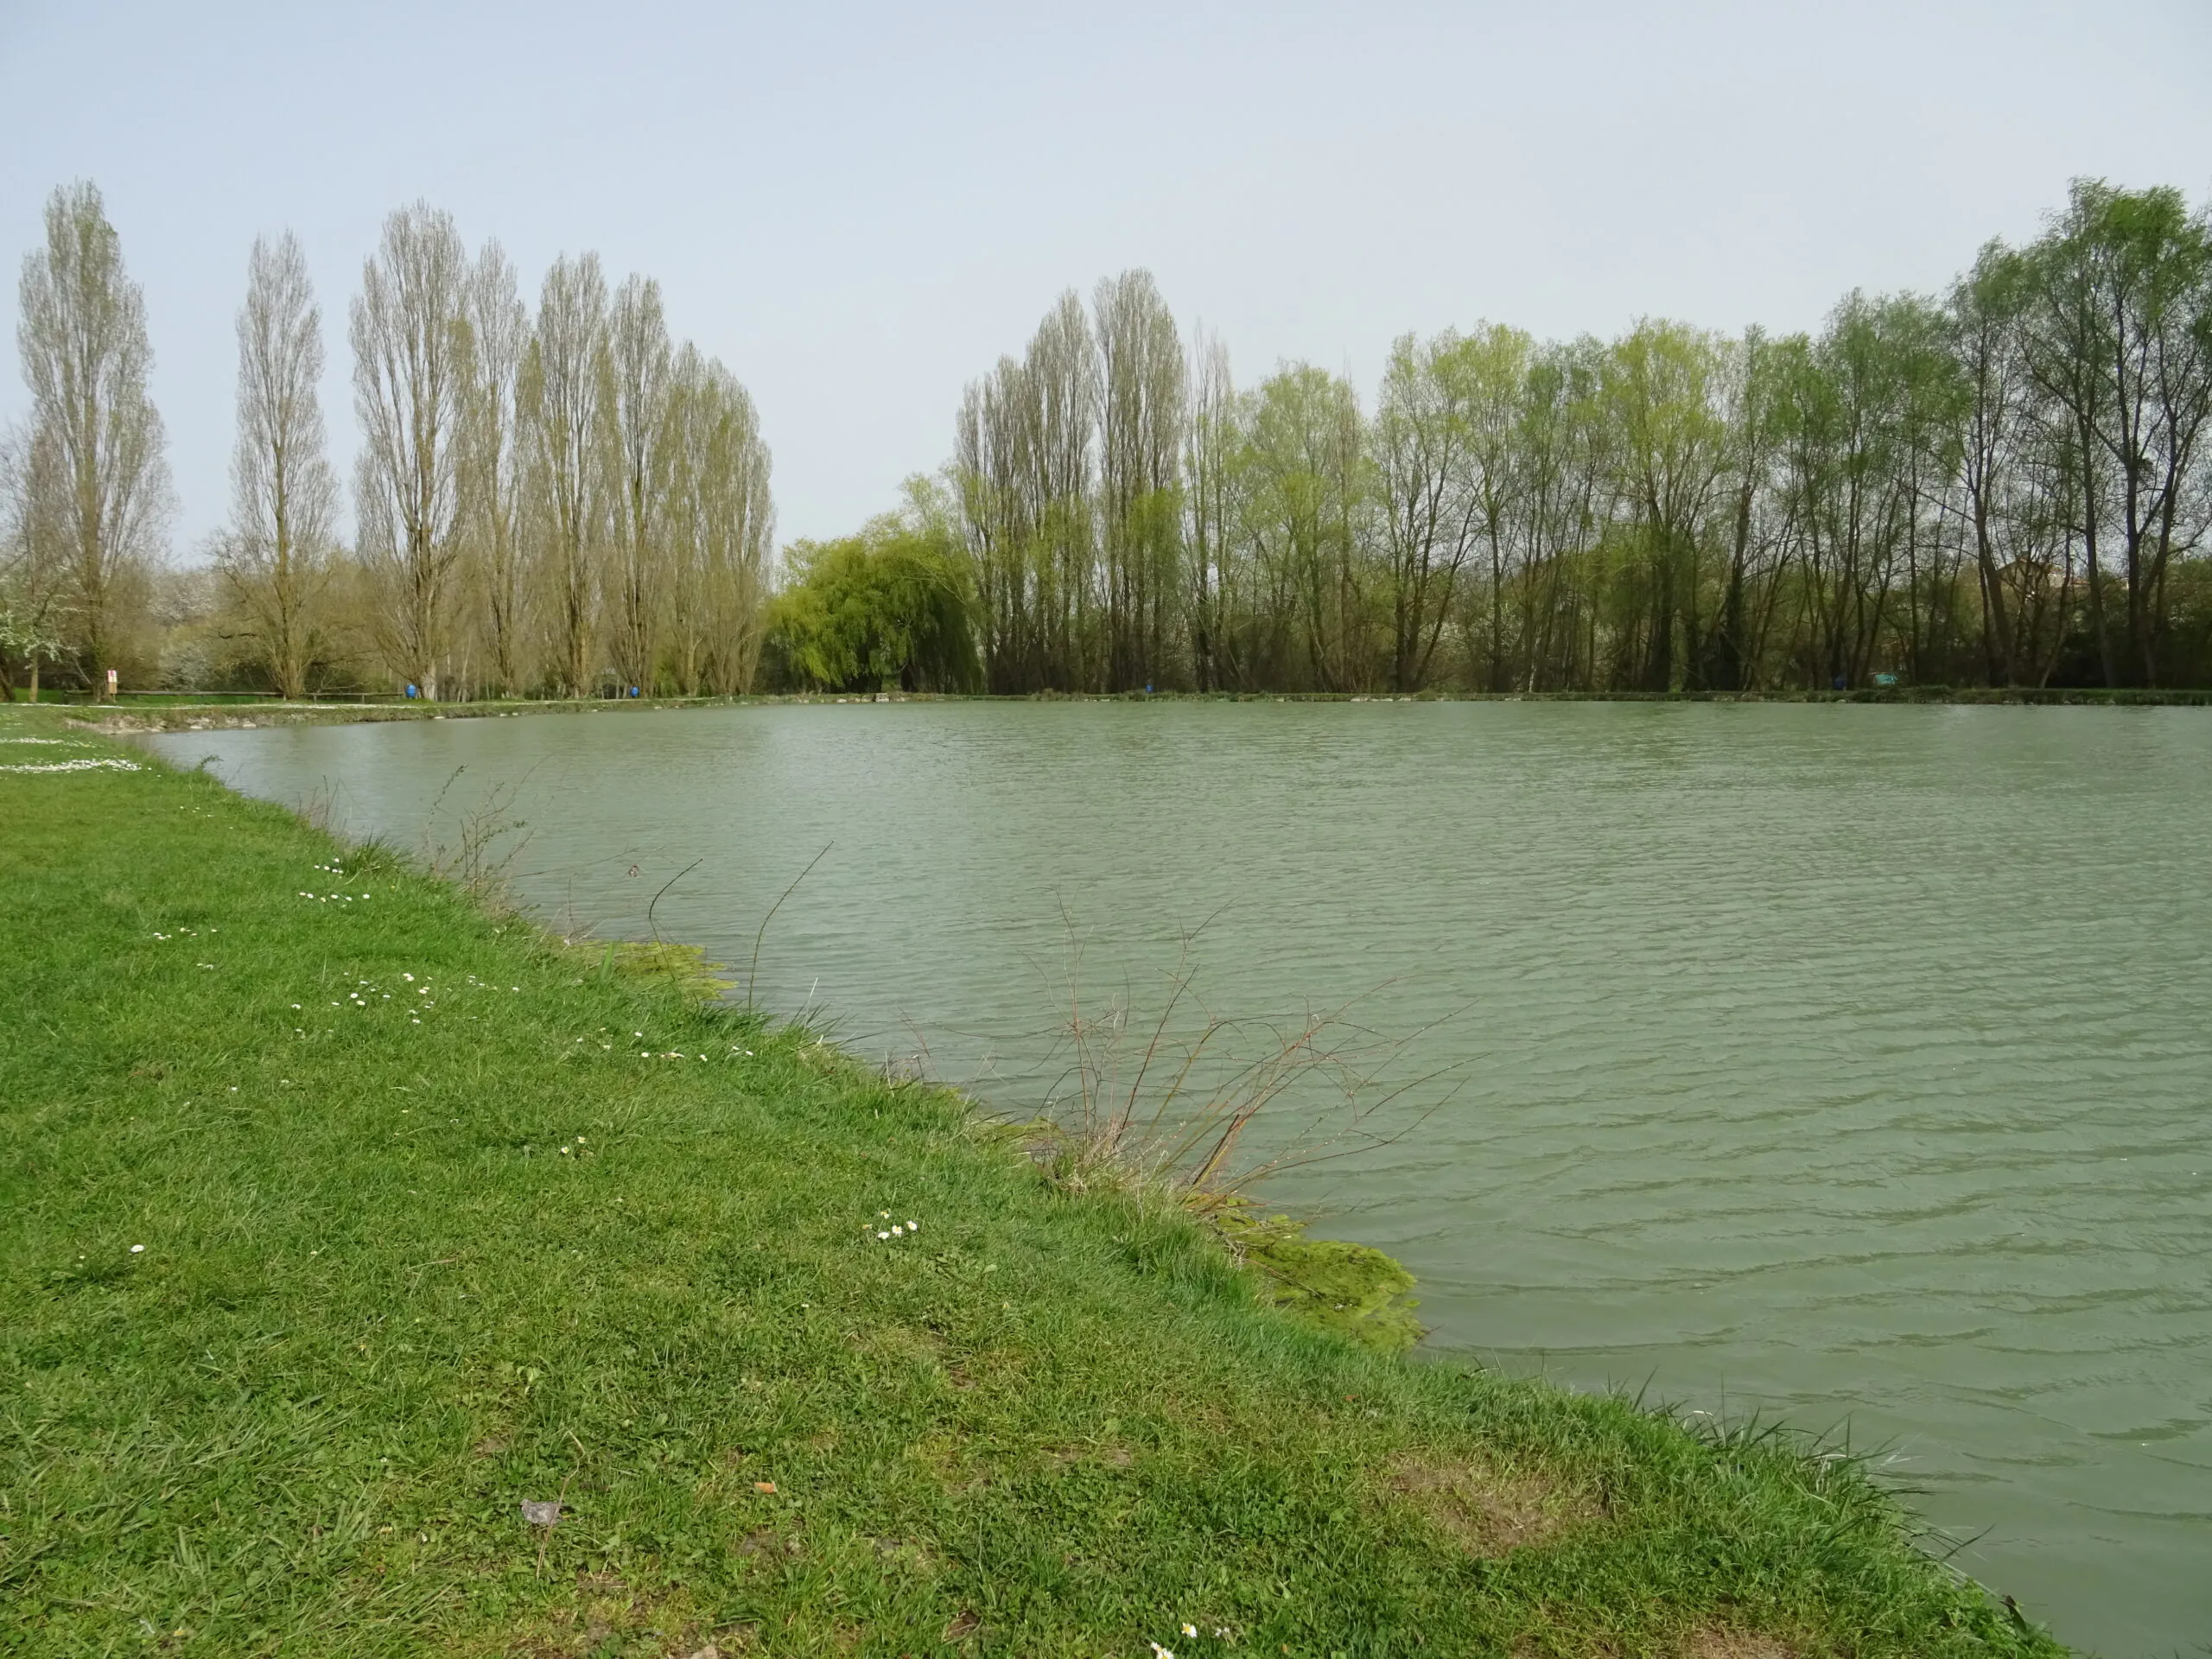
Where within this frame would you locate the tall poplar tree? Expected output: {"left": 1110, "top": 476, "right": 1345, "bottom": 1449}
{"left": 15, "top": 181, "right": 169, "bottom": 690}
{"left": 219, "top": 231, "right": 336, "bottom": 699}
{"left": 351, "top": 203, "right": 467, "bottom": 696}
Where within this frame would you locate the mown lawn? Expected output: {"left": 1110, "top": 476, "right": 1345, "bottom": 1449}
{"left": 0, "top": 710, "right": 2063, "bottom": 1657}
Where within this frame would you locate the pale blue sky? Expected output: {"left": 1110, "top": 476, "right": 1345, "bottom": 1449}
{"left": 4, "top": 0, "right": 2209, "bottom": 556}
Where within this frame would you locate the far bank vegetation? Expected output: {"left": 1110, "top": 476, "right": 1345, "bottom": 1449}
{"left": 3, "top": 189, "right": 772, "bottom": 703}
{"left": 8, "top": 178, "right": 2212, "bottom": 698}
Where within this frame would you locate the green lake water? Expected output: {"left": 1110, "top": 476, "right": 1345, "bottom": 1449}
{"left": 153, "top": 702, "right": 2212, "bottom": 1654}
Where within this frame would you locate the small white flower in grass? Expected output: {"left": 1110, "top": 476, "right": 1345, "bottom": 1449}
{"left": 876, "top": 1231, "right": 889, "bottom": 1241}
{"left": 907, "top": 1220, "right": 918, "bottom": 1232}
{"left": 890, "top": 1225, "right": 903, "bottom": 1236}
{"left": 403, "top": 973, "right": 414, "bottom": 982}
{"left": 1182, "top": 1624, "right": 1198, "bottom": 1639}
{"left": 1150, "top": 1645, "right": 1174, "bottom": 1659}
{"left": 130, "top": 1244, "right": 145, "bottom": 1254}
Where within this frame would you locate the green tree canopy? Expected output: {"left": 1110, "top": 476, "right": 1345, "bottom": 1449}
{"left": 766, "top": 487, "right": 981, "bottom": 693}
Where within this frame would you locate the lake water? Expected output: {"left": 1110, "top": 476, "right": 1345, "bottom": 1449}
{"left": 153, "top": 702, "right": 2212, "bottom": 1654}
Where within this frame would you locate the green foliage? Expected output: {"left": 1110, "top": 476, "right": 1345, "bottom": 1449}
{"left": 765, "top": 486, "right": 980, "bottom": 693}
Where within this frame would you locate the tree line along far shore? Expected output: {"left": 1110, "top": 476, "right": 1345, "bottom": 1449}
{"left": 7, "top": 176, "right": 2212, "bottom": 704}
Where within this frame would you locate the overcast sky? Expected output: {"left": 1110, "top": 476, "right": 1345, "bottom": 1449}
{"left": 4, "top": 0, "right": 2209, "bottom": 559}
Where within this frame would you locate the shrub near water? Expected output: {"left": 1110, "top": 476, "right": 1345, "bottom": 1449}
{"left": 0, "top": 711, "right": 2066, "bottom": 1656}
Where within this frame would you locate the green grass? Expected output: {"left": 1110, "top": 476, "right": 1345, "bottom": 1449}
{"left": 0, "top": 707, "right": 2066, "bottom": 1658}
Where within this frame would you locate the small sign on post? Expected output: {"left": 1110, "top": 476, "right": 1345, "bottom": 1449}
{"left": 105, "top": 667, "right": 118, "bottom": 702}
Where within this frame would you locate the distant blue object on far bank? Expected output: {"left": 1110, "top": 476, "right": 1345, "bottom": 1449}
{"left": 404, "top": 683, "right": 418, "bottom": 699}
{"left": 1873, "top": 672, "right": 1899, "bottom": 686}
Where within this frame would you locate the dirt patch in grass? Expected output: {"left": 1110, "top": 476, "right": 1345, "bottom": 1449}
{"left": 1677, "top": 1632, "right": 1802, "bottom": 1659}
{"left": 1044, "top": 1440, "right": 1135, "bottom": 1470}
{"left": 1386, "top": 1452, "right": 1600, "bottom": 1555}
{"left": 871, "top": 1535, "right": 940, "bottom": 1574}
{"left": 480, "top": 1575, "right": 724, "bottom": 1658}
{"left": 866, "top": 1322, "right": 949, "bottom": 1369}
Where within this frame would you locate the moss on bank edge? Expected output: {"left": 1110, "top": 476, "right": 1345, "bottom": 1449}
{"left": 0, "top": 706, "right": 2068, "bottom": 1657}
{"left": 1213, "top": 1207, "right": 1425, "bottom": 1355}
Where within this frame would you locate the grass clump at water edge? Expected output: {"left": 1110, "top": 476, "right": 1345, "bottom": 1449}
{"left": 1010, "top": 929, "right": 1435, "bottom": 1355}
{"left": 0, "top": 705, "right": 2066, "bottom": 1656}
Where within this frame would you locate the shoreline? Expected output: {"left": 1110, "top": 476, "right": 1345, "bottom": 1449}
{"left": 0, "top": 699, "right": 2071, "bottom": 1655}
{"left": 29, "top": 679, "right": 2212, "bottom": 738}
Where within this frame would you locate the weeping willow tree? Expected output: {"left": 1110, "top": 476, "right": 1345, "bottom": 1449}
{"left": 765, "top": 483, "right": 978, "bottom": 694}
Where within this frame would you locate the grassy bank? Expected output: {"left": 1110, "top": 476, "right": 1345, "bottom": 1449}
{"left": 1, "top": 708, "right": 2065, "bottom": 1657}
